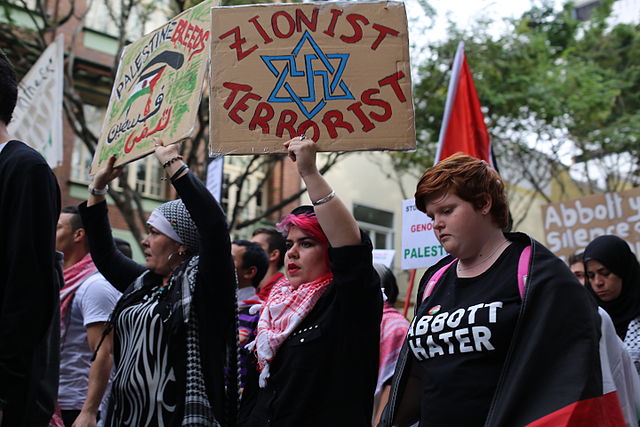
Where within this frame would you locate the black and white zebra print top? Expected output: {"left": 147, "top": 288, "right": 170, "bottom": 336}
{"left": 107, "top": 285, "right": 180, "bottom": 426}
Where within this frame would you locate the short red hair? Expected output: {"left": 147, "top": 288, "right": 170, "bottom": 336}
{"left": 414, "top": 153, "right": 509, "bottom": 229}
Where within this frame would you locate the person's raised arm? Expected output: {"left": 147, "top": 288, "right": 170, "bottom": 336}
{"left": 151, "top": 139, "right": 224, "bottom": 244}
{"left": 87, "top": 156, "right": 123, "bottom": 207}
{"left": 153, "top": 139, "right": 234, "bottom": 300}
{"left": 284, "top": 136, "right": 360, "bottom": 247}
{"left": 152, "top": 139, "right": 233, "bottom": 289}
{"left": 81, "top": 156, "right": 145, "bottom": 290}
{"left": 153, "top": 138, "right": 237, "bottom": 421}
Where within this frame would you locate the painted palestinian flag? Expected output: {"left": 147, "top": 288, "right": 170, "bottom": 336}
{"left": 121, "top": 50, "right": 186, "bottom": 117}
{"left": 122, "top": 66, "right": 166, "bottom": 116}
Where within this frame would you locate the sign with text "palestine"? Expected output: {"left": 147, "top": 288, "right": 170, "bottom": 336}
{"left": 91, "top": 0, "right": 212, "bottom": 173}
{"left": 210, "top": 1, "right": 415, "bottom": 154}
{"left": 402, "top": 199, "right": 448, "bottom": 270}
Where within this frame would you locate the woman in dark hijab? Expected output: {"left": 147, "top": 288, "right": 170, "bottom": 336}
{"left": 584, "top": 235, "right": 640, "bottom": 371}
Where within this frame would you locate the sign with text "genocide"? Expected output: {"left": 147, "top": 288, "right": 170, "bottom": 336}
{"left": 91, "top": 0, "right": 212, "bottom": 173}
{"left": 210, "top": 2, "right": 415, "bottom": 155}
{"left": 541, "top": 187, "right": 640, "bottom": 259}
{"left": 402, "top": 199, "right": 448, "bottom": 270}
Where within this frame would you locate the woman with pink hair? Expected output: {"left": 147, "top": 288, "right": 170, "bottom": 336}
{"left": 245, "top": 137, "right": 383, "bottom": 427}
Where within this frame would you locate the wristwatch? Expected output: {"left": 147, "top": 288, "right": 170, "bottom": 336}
{"left": 88, "top": 184, "right": 109, "bottom": 196}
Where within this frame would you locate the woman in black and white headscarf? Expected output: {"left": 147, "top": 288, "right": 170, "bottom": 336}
{"left": 79, "top": 139, "right": 237, "bottom": 427}
{"left": 584, "top": 234, "right": 640, "bottom": 372}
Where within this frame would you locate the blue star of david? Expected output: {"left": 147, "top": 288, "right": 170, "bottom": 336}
{"left": 260, "top": 31, "right": 354, "bottom": 120}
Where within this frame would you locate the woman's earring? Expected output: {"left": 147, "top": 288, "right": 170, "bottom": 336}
{"left": 167, "top": 252, "right": 178, "bottom": 268}
{"left": 168, "top": 251, "right": 184, "bottom": 270}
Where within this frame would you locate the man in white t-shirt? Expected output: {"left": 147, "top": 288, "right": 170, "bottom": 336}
{"left": 56, "top": 205, "right": 121, "bottom": 427}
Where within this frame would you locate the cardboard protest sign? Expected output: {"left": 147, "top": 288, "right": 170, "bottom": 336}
{"left": 91, "top": 0, "right": 212, "bottom": 173}
{"left": 541, "top": 187, "right": 640, "bottom": 259}
{"left": 401, "top": 199, "right": 448, "bottom": 270}
{"left": 210, "top": 1, "right": 415, "bottom": 155}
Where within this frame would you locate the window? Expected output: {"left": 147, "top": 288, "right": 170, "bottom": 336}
{"left": 71, "top": 140, "right": 93, "bottom": 183}
{"left": 353, "top": 203, "right": 394, "bottom": 249}
{"left": 70, "top": 105, "right": 103, "bottom": 183}
{"left": 573, "top": 1, "right": 601, "bottom": 20}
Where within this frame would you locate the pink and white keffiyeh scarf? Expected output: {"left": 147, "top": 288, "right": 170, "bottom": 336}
{"left": 250, "top": 273, "right": 333, "bottom": 387}
{"left": 59, "top": 253, "right": 97, "bottom": 329}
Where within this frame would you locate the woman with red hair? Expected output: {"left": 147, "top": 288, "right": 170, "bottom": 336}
{"left": 380, "top": 154, "right": 622, "bottom": 427}
{"left": 246, "top": 137, "right": 382, "bottom": 427}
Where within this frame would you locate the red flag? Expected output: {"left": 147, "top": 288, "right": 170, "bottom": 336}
{"left": 434, "top": 42, "right": 492, "bottom": 165}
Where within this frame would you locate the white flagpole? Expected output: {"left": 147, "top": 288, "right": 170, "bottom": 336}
{"left": 433, "top": 42, "right": 465, "bottom": 165}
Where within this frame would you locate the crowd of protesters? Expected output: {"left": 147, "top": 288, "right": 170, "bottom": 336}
{"left": 3, "top": 44, "right": 640, "bottom": 427}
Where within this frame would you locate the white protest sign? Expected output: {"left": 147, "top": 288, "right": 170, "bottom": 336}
{"left": 9, "top": 34, "right": 64, "bottom": 168}
{"left": 401, "top": 198, "right": 448, "bottom": 270}
{"left": 373, "top": 249, "right": 395, "bottom": 268}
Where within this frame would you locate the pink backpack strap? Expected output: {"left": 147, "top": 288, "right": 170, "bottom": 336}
{"left": 421, "top": 259, "right": 457, "bottom": 303}
{"left": 421, "top": 245, "right": 532, "bottom": 304}
{"left": 517, "top": 246, "right": 532, "bottom": 300}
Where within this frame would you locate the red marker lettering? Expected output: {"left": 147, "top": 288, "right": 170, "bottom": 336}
{"left": 222, "top": 82, "right": 253, "bottom": 110}
{"left": 248, "top": 16, "right": 273, "bottom": 44}
{"left": 276, "top": 110, "right": 298, "bottom": 138}
{"left": 296, "top": 8, "right": 319, "bottom": 32}
{"left": 362, "top": 89, "right": 392, "bottom": 122}
{"left": 340, "top": 13, "right": 369, "bottom": 44}
{"left": 271, "top": 11, "right": 296, "bottom": 39}
{"left": 371, "top": 24, "right": 399, "bottom": 50}
{"left": 347, "top": 102, "right": 375, "bottom": 132}
{"left": 249, "top": 102, "right": 275, "bottom": 133}
{"left": 322, "top": 110, "right": 354, "bottom": 138}
{"left": 297, "top": 120, "right": 320, "bottom": 141}
{"left": 219, "top": 27, "right": 258, "bottom": 61}
{"left": 323, "top": 9, "right": 343, "bottom": 37}
{"left": 228, "top": 92, "right": 262, "bottom": 124}
{"left": 378, "top": 71, "right": 406, "bottom": 102}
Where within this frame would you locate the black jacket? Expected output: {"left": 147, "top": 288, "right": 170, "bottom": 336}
{"left": 0, "top": 141, "right": 61, "bottom": 426}
{"left": 379, "top": 232, "right": 604, "bottom": 427}
{"left": 246, "top": 232, "right": 383, "bottom": 427}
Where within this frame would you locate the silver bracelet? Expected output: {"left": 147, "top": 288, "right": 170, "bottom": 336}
{"left": 312, "top": 190, "right": 335, "bottom": 206}
{"left": 88, "top": 184, "right": 109, "bottom": 196}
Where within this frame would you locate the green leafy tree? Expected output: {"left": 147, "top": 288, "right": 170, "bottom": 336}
{"left": 397, "top": 0, "right": 640, "bottom": 226}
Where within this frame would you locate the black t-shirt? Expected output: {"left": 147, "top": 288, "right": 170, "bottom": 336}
{"left": 408, "top": 242, "right": 525, "bottom": 427}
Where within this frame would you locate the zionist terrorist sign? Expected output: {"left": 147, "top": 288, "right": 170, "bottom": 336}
{"left": 210, "top": 1, "right": 416, "bottom": 154}
{"left": 92, "top": 0, "right": 212, "bottom": 173}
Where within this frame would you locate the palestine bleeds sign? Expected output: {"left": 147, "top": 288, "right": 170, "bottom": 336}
{"left": 210, "top": 2, "right": 415, "bottom": 154}
{"left": 91, "top": 0, "right": 211, "bottom": 173}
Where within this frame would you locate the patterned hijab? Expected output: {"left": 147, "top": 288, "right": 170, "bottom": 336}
{"left": 584, "top": 235, "right": 640, "bottom": 338}
{"left": 147, "top": 199, "right": 199, "bottom": 254}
